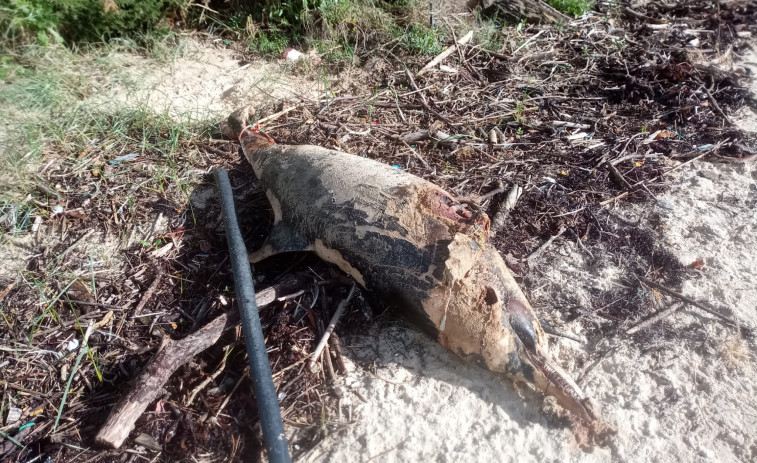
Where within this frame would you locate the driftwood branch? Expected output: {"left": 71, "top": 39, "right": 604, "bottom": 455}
{"left": 95, "top": 276, "right": 307, "bottom": 449}
{"left": 638, "top": 277, "right": 740, "bottom": 328}
{"left": 626, "top": 303, "right": 684, "bottom": 335}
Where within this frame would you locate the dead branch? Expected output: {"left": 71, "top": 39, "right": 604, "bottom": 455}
{"left": 638, "top": 277, "right": 740, "bottom": 328}
{"left": 0, "top": 280, "right": 17, "bottom": 304}
{"left": 626, "top": 303, "right": 684, "bottom": 335}
{"left": 698, "top": 84, "right": 732, "bottom": 125}
{"left": 95, "top": 277, "right": 307, "bottom": 449}
{"left": 481, "top": 0, "right": 570, "bottom": 24}
{"left": 133, "top": 272, "right": 163, "bottom": 316}
{"left": 527, "top": 226, "right": 566, "bottom": 263}
{"left": 490, "top": 183, "right": 522, "bottom": 237}
{"left": 605, "top": 160, "right": 632, "bottom": 190}
{"left": 311, "top": 283, "right": 357, "bottom": 366}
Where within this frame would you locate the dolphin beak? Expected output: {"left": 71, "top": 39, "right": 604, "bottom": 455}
{"left": 508, "top": 300, "right": 596, "bottom": 423}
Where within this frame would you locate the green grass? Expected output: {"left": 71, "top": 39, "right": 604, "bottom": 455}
{"left": 0, "top": 0, "right": 187, "bottom": 45}
{"left": 397, "top": 23, "right": 445, "bottom": 55}
{"left": 313, "top": 0, "right": 395, "bottom": 36}
{"left": 309, "top": 37, "right": 355, "bottom": 62}
{"left": 0, "top": 37, "right": 210, "bottom": 209}
{"left": 249, "top": 27, "right": 290, "bottom": 55}
{"left": 187, "top": 0, "right": 425, "bottom": 62}
{"left": 546, "top": 0, "right": 594, "bottom": 16}
{"left": 0, "top": 42, "right": 212, "bottom": 367}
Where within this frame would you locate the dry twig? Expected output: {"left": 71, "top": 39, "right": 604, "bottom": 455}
{"left": 311, "top": 283, "right": 357, "bottom": 366}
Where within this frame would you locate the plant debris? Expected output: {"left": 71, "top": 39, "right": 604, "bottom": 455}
{"left": 1, "top": 1, "right": 756, "bottom": 461}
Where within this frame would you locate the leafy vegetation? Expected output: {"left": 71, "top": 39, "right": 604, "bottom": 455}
{"left": 546, "top": 0, "right": 594, "bottom": 17}
{"left": 249, "top": 26, "right": 290, "bottom": 55}
{"left": 0, "top": 0, "right": 187, "bottom": 45}
{"left": 258, "top": 0, "right": 321, "bottom": 30}
{"left": 397, "top": 23, "right": 445, "bottom": 55}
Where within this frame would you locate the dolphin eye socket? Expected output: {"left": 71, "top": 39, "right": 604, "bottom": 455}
{"left": 458, "top": 350, "right": 487, "bottom": 368}
{"left": 484, "top": 286, "right": 498, "bottom": 305}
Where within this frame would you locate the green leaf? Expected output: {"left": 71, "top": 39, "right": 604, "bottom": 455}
{"left": 37, "top": 29, "right": 49, "bottom": 46}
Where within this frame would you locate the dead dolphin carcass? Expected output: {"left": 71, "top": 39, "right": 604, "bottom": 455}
{"left": 231, "top": 109, "right": 598, "bottom": 426}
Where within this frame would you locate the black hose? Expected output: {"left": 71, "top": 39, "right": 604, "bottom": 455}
{"left": 213, "top": 168, "right": 291, "bottom": 463}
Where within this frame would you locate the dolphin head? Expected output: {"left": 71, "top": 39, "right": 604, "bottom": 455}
{"left": 429, "top": 237, "right": 597, "bottom": 424}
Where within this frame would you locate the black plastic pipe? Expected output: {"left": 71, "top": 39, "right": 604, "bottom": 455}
{"left": 213, "top": 168, "right": 291, "bottom": 463}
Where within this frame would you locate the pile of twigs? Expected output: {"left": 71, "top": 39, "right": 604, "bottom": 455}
{"left": 1, "top": 1, "right": 756, "bottom": 461}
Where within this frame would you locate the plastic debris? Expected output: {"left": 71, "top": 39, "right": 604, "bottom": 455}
{"left": 4, "top": 407, "right": 21, "bottom": 426}
{"left": 108, "top": 153, "right": 139, "bottom": 166}
{"left": 284, "top": 48, "right": 303, "bottom": 61}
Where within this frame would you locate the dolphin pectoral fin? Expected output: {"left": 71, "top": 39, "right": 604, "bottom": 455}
{"left": 248, "top": 223, "right": 313, "bottom": 263}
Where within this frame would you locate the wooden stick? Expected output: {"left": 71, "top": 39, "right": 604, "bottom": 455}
{"left": 638, "top": 277, "right": 739, "bottom": 327}
{"left": 552, "top": 121, "right": 591, "bottom": 129}
{"left": 478, "top": 181, "right": 506, "bottom": 202}
{"left": 96, "top": 312, "right": 235, "bottom": 448}
{"left": 185, "top": 345, "right": 232, "bottom": 406}
{"left": 328, "top": 333, "right": 347, "bottom": 375}
{"left": 405, "top": 68, "right": 430, "bottom": 108}
{"left": 58, "top": 229, "right": 94, "bottom": 260}
{"left": 310, "top": 283, "right": 357, "bottom": 366}
{"left": 418, "top": 31, "right": 473, "bottom": 75}
{"left": 0, "top": 280, "right": 17, "bottom": 304}
{"left": 323, "top": 343, "right": 336, "bottom": 382}
{"left": 257, "top": 104, "right": 301, "bottom": 126}
{"left": 55, "top": 321, "right": 95, "bottom": 431}
{"left": 512, "top": 30, "right": 546, "bottom": 55}
{"left": 605, "top": 160, "right": 632, "bottom": 190}
{"left": 699, "top": 84, "right": 732, "bottom": 125}
{"left": 95, "top": 277, "right": 305, "bottom": 449}
{"left": 600, "top": 150, "right": 712, "bottom": 206}
{"left": 133, "top": 273, "right": 162, "bottom": 316}
{"left": 626, "top": 303, "right": 683, "bottom": 335}
{"left": 527, "top": 226, "right": 566, "bottom": 263}
{"left": 490, "top": 183, "right": 522, "bottom": 237}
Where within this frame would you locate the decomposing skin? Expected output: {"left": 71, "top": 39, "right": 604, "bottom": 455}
{"left": 232, "top": 109, "right": 602, "bottom": 429}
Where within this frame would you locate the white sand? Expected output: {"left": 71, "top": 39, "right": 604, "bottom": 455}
{"left": 296, "top": 50, "right": 757, "bottom": 463}
{"left": 99, "top": 35, "right": 755, "bottom": 463}
{"left": 7, "top": 30, "right": 753, "bottom": 463}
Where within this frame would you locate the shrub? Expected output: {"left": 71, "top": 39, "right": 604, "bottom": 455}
{"left": 546, "top": 0, "right": 594, "bottom": 17}
{"left": 249, "top": 26, "right": 289, "bottom": 55}
{"left": 259, "top": 0, "right": 321, "bottom": 30}
{"left": 0, "top": 0, "right": 185, "bottom": 44}
{"left": 398, "top": 23, "right": 444, "bottom": 55}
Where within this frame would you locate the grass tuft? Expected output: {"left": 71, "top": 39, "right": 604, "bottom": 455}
{"left": 546, "top": 0, "right": 594, "bottom": 17}
{"left": 249, "top": 26, "right": 290, "bottom": 55}
{"left": 397, "top": 23, "right": 445, "bottom": 55}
